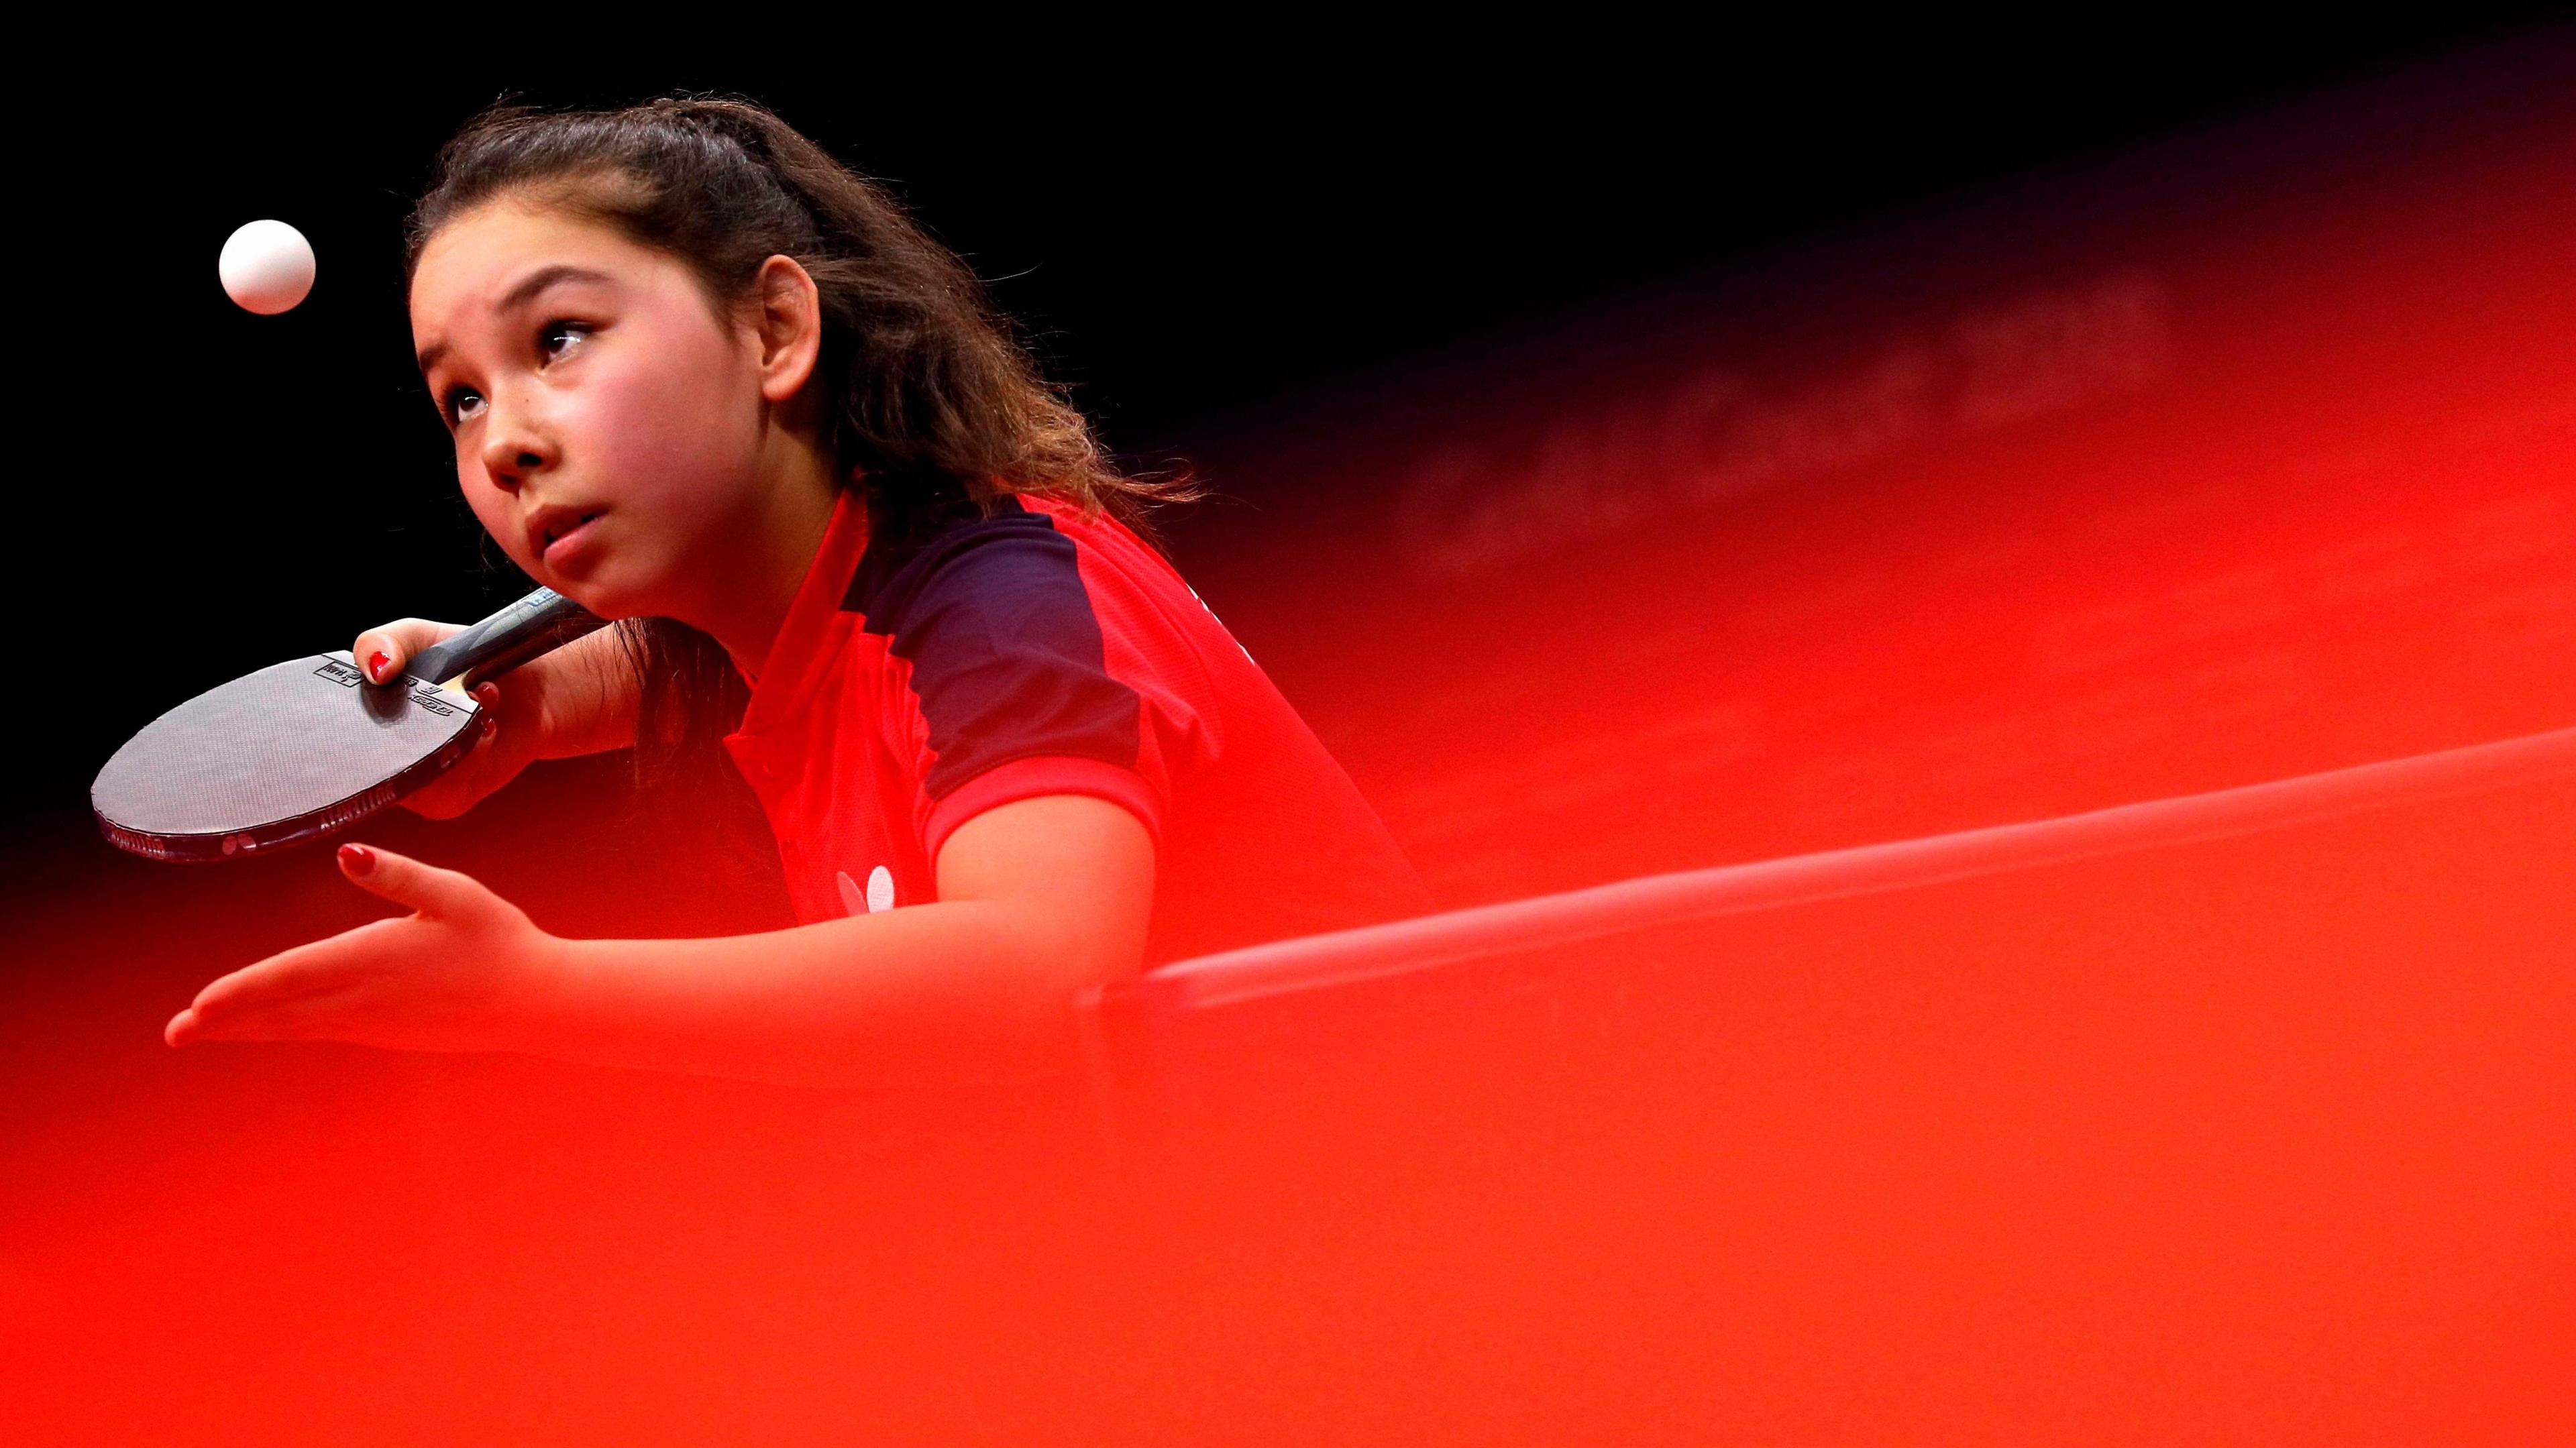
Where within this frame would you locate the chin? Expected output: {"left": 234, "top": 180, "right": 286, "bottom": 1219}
{"left": 553, "top": 581, "right": 631, "bottom": 620}
{"left": 549, "top": 564, "right": 661, "bottom": 624}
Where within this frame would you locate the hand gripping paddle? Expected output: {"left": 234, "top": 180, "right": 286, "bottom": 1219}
{"left": 91, "top": 588, "right": 608, "bottom": 862}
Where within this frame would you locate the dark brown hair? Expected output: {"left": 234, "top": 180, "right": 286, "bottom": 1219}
{"left": 405, "top": 94, "right": 1197, "bottom": 852}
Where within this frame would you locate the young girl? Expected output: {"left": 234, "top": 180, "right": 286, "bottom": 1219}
{"left": 164, "top": 97, "right": 1428, "bottom": 1087}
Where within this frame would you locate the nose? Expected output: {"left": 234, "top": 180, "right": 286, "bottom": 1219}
{"left": 477, "top": 391, "right": 556, "bottom": 493}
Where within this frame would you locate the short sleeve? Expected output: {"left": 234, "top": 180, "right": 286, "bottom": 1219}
{"left": 923, "top": 754, "right": 1165, "bottom": 866}
{"left": 851, "top": 503, "right": 1196, "bottom": 866}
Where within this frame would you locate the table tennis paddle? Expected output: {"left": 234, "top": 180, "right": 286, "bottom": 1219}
{"left": 91, "top": 588, "right": 608, "bottom": 862}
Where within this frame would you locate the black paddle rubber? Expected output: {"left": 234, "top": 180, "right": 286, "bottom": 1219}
{"left": 92, "top": 588, "right": 606, "bottom": 862}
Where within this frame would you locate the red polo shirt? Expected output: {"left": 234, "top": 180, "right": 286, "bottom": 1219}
{"left": 720, "top": 486, "right": 1429, "bottom": 965}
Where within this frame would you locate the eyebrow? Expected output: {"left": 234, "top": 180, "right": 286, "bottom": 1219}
{"left": 415, "top": 265, "right": 616, "bottom": 377}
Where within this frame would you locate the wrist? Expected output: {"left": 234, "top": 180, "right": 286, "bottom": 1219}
{"left": 528, "top": 658, "right": 642, "bottom": 760}
{"left": 500, "top": 929, "right": 583, "bottom": 1054}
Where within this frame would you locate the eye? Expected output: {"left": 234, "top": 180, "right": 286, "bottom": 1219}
{"left": 539, "top": 319, "right": 590, "bottom": 362}
{"left": 442, "top": 386, "right": 484, "bottom": 426}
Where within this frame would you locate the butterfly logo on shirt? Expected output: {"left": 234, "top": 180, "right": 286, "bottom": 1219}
{"left": 837, "top": 866, "right": 897, "bottom": 917}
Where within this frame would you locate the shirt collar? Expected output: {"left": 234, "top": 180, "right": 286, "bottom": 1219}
{"left": 730, "top": 485, "right": 869, "bottom": 739}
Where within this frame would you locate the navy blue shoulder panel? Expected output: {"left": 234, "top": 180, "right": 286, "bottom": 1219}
{"left": 845, "top": 496, "right": 1142, "bottom": 799}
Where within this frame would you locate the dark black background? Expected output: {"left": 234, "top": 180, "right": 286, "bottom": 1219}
{"left": 17, "top": 19, "right": 2564, "bottom": 854}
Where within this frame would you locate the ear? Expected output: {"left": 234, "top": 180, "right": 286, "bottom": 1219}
{"left": 747, "top": 254, "right": 823, "bottom": 404}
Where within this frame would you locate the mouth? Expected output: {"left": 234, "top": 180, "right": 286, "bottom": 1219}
{"left": 538, "top": 511, "right": 606, "bottom": 569}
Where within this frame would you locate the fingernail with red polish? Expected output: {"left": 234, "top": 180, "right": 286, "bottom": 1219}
{"left": 339, "top": 844, "right": 374, "bottom": 875}
{"left": 368, "top": 650, "right": 392, "bottom": 682}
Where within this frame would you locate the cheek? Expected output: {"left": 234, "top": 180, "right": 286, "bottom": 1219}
{"left": 575, "top": 344, "right": 762, "bottom": 516}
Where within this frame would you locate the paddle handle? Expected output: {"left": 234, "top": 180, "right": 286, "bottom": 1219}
{"left": 406, "top": 588, "right": 610, "bottom": 689}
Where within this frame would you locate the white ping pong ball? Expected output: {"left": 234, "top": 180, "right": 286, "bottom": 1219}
{"left": 218, "top": 219, "right": 317, "bottom": 315}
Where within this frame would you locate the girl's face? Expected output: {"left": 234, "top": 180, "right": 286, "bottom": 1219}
{"left": 409, "top": 201, "right": 777, "bottom": 623}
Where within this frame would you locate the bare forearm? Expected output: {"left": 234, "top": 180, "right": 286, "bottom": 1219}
{"left": 168, "top": 800, "right": 1151, "bottom": 1080}
{"left": 517, "top": 902, "right": 1116, "bottom": 1088}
